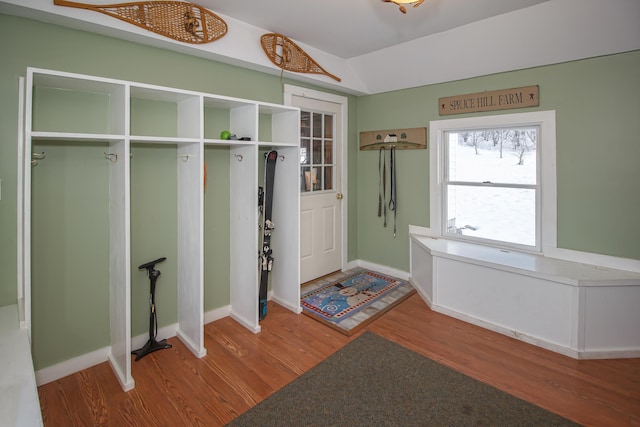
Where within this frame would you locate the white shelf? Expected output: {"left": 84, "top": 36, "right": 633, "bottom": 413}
{"left": 31, "top": 131, "right": 125, "bottom": 142}
{"left": 20, "top": 67, "right": 300, "bottom": 391}
{"left": 129, "top": 136, "right": 202, "bottom": 144}
{"left": 204, "top": 139, "right": 254, "bottom": 146}
{"left": 258, "top": 141, "right": 299, "bottom": 147}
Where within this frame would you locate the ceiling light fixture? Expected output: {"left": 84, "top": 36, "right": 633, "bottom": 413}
{"left": 383, "top": 0, "right": 424, "bottom": 14}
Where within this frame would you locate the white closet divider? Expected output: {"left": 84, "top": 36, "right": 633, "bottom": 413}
{"left": 270, "top": 145, "right": 301, "bottom": 313}
{"left": 107, "top": 82, "right": 132, "bottom": 391}
{"left": 176, "top": 141, "right": 206, "bottom": 357}
{"left": 230, "top": 104, "right": 258, "bottom": 141}
{"left": 17, "top": 76, "right": 28, "bottom": 331}
{"left": 229, "top": 144, "right": 260, "bottom": 332}
{"left": 108, "top": 138, "right": 134, "bottom": 391}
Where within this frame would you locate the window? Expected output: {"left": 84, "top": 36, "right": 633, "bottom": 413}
{"left": 430, "top": 111, "right": 556, "bottom": 253}
{"left": 300, "top": 110, "right": 335, "bottom": 193}
{"left": 445, "top": 126, "right": 539, "bottom": 247}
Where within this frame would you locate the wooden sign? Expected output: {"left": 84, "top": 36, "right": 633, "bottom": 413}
{"left": 359, "top": 127, "right": 426, "bottom": 151}
{"left": 439, "top": 85, "right": 539, "bottom": 115}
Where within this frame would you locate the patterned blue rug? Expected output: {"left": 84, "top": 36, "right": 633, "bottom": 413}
{"left": 300, "top": 269, "right": 415, "bottom": 335}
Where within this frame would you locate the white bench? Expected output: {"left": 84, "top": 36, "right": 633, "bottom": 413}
{"left": 0, "top": 304, "right": 43, "bottom": 426}
{"left": 409, "top": 234, "right": 640, "bottom": 359}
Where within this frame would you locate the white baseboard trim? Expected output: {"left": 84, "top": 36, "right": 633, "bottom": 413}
{"left": 430, "top": 304, "right": 579, "bottom": 359}
{"left": 131, "top": 323, "right": 178, "bottom": 351}
{"left": 344, "top": 259, "right": 359, "bottom": 271}
{"left": 35, "top": 305, "right": 232, "bottom": 386}
{"left": 271, "top": 296, "right": 302, "bottom": 314}
{"left": 410, "top": 290, "right": 640, "bottom": 360}
{"left": 204, "top": 305, "right": 230, "bottom": 325}
{"left": 35, "top": 346, "right": 111, "bottom": 386}
{"left": 108, "top": 354, "right": 135, "bottom": 392}
{"left": 176, "top": 330, "right": 207, "bottom": 358}
{"left": 576, "top": 349, "right": 640, "bottom": 360}
{"left": 228, "top": 311, "right": 261, "bottom": 333}
{"left": 347, "top": 259, "right": 410, "bottom": 281}
{"left": 410, "top": 278, "right": 432, "bottom": 307}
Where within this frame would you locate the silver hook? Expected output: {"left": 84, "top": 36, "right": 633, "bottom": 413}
{"left": 104, "top": 152, "right": 118, "bottom": 162}
{"left": 234, "top": 154, "right": 243, "bottom": 161}
{"left": 279, "top": 155, "right": 285, "bottom": 161}
{"left": 31, "top": 152, "right": 45, "bottom": 167}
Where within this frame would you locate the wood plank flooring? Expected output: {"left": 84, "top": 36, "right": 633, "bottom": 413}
{"left": 38, "top": 293, "right": 640, "bottom": 426}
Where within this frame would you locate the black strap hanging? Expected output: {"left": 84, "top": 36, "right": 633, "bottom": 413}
{"left": 378, "top": 147, "right": 387, "bottom": 227}
{"left": 388, "top": 147, "right": 397, "bottom": 237}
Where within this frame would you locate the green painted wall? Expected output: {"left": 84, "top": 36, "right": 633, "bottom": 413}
{"left": 356, "top": 51, "right": 640, "bottom": 271}
{"left": 0, "top": 13, "right": 358, "bottom": 369}
{"left": 1, "top": 11, "right": 638, "bottom": 371}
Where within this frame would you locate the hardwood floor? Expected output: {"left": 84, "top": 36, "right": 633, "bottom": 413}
{"left": 38, "top": 293, "right": 640, "bottom": 426}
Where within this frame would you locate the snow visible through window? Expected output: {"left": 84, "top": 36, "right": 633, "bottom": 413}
{"left": 444, "top": 127, "right": 538, "bottom": 248}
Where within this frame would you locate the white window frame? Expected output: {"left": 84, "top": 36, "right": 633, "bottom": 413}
{"left": 429, "top": 110, "right": 557, "bottom": 254}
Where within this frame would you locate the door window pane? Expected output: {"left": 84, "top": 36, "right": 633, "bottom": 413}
{"left": 300, "top": 111, "right": 311, "bottom": 138}
{"left": 324, "top": 166, "right": 333, "bottom": 191}
{"left": 311, "top": 166, "right": 321, "bottom": 191}
{"left": 324, "top": 114, "right": 333, "bottom": 138}
{"left": 324, "top": 140, "right": 333, "bottom": 164}
{"left": 313, "top": 113, "right": 322, "bottom": 137}
{"left": 312, "top": 140, "right": 322, "bottom": 165}
{"left": 300, "top": 139, "right": 310, "bottom": 165}
{"left": 301, "top": 166, "right": 311, "bottom": 192}
{"left": 301, "top": 166, "right": 321, "bottom": 192}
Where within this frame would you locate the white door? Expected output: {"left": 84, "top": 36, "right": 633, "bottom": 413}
{"left": 290, "top": 94, "right": 345, "bottom": 284}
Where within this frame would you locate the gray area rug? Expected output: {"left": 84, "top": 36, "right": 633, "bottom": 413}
{"left": 227, "top": 332, "right": 580, "bottom": 426}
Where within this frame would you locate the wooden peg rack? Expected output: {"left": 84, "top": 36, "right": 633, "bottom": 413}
{"left": 359, "top": 127, "right": 427, "bottom": 150}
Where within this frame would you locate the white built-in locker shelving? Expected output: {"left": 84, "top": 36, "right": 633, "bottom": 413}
{"left": 19, "top": 67, "right": 301, "bottom": 391}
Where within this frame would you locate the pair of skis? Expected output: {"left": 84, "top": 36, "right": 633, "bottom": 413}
{"left": 258, "top": 150, "right": 278, "bottom": 320}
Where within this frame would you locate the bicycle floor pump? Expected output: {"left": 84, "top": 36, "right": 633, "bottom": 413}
{"left": 132, "top": 257, "right": 172, "bottom": 361}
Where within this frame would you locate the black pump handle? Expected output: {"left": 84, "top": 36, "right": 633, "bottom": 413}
{"left": 138, "top": 257, "right": 167, "bottom": 271}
